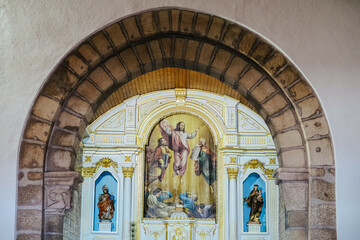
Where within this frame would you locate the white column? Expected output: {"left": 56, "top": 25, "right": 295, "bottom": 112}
{"left": 122, "top": 167, "right": 134, "bottom": 240}
{"left": 227, "top": 168, "right": 239, "bottom": 239}
{"left": 80, "top": 175, "right": 93, "bottom": 239}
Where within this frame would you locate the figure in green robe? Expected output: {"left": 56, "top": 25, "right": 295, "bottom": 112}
{"left": 191, "top": 138, "right": 217, "bottom": 192}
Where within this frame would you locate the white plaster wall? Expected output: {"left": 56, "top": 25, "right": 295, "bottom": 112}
{"left": 1, "top": 0, "right": 359, "bottom": 239}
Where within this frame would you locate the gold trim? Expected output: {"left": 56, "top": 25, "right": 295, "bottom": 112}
{"left": 81, "top": 167, "right": 96, "bottom": 177}
{"left": 269, "top": 158, "right": 276, "bottom": 164}
{"left": 230, "top": 157, "right": 236, "bottom": 163}
{"left": 122, "top": 167, "right": 135, "bottom": 178}
{"left": 125, "top": 156, "right": 131, "bottom": 162}
{"left": 85, "top": 156, "right": 92, "bottom": 162}
{"left": 94, "top": 157, "right": 118, "bottom": 173}
{"left": 243, "top": 159, "right": 276, "bottom": 180}
{"left": 226, "top": 168, "right": 239, "bottom": 179}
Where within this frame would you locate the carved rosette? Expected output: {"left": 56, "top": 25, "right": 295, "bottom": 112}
{"left": 227, "top": 168, "right": 239, "bottom": 179}
{"left": 122, "top": 167, "right": 135, "bottom": 178}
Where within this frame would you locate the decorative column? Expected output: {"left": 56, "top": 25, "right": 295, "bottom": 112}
{"left": 227, "top": 168, "right": 239, "bottom": 240}
{"left": 122, "top": 166, "right": 135, "bottom": 240}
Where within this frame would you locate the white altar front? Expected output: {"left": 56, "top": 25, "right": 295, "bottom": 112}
{"left": 79, "top": 89, "right": 279, "bottom": 240}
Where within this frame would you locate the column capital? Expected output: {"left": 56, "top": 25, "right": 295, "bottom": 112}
{"left": 122, "top": 167, "right": 135, "bottom": 178}
{"left": 227, "top": 168, "right": 239, "bottom": 179}
{"left": 273, "top": 167, "right": 309, "bottom": 184}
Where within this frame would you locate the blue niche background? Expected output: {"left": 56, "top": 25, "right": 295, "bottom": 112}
{"left": 243, "top": 173, "right": 266, "bottom": 232}
{"left": 94, "top": 171, "right": 118, "bottom": 232}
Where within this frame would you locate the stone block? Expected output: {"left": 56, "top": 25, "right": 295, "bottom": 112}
{"left": 160, "top": 38, "right": 172, "bottom": 58}
{"left": 238, "top": 67, "right": 263, "bottom": 91}
{"left": 51, "top": 129, "right": 77, "bottom": 147}
{"left": 207, "top": 17, "right": 225, "bottom": 41}
{"left": 43, "top": 67, "right": 78, "bottom": 101}
{"left": 224, "top": 56, "right": 247, "bottom": 83}
{"left": 310, "top": 229, "right": 336, "bottom": 240}
{"left": 149, "top": 39, "right": 163, "bottom": 60}
{"left": 185, "top": 40, "right": 200, "bottom": 62}
{"left": 77, "top": 43, "right": 100, "bottom": 66}
{"left": 76, "top": 80, "right": 101, "bottom": 104}
{"left": 198, "top": 43, "right": 215, "bottom": 66}
{"left": 310, "top": 204, "right": 336, "bottom": 227}
{"left": 269, "top": 110, "right": 297, "bottom": 132}
{"left": 45, "top": 215, "right": 64, "bottom": 233}
{"left": 89, "top": 67, "right": 114, "bottom": 91}
{"left": 57, "top": 111, "right": 82, "bottom": 132}
{"left": 17, "top": 209, "right": 42, "bottom": 231}
{"left": 25, "top": 118, "right": 51, "bottom": 142}
{"left": 311, "top": 179, "right": 335, "bottom": 202}
{"left": 104, "top": 56, "right": 127, "bottom": 82}
{"left": 174, "top": 38, "right": 185, "bottom": 59}
{"left": 309, "top": 168, "right": 325, "bottom": 177}
{"left": 120, "top": 48, "right": 140, "bottom": 72}
{"left": 18, "top": 185, "right": 43, "bottom": 206}
{"left": 328, "top": 168, "right": 335, "bottom": 176}
{"left": 45, "top": 234, "right": 63, "bottom": 240}
{"left": 20, "top": 143, "right": 45, "bottom": 168}
{"left": 91, "top": 32, "right": 112, "bottom": 58}
{"left": 251, "top": 79, "right": 277, "bottom": 103}
{"left": 288, "top": 80, "right": 313, "bottom": 101}
{"left": 66, "top": 96, "right": 90, "bottom": 115}
{"left": 47, "top": 149, "right": 75, "bottom": 171}
{"left": 275, "top": 130, "right": 303, "bottom": 149}
{"left": 121, "top": 16, "right": 141, "bottom": 41}
{"left": 286, "top": 210, "right": 308, "bottom": 228}
{"left": 277, "top": 65, "right": 299, "bottom": 88}
{"left": 65, "top": 54, "right": 88, "bottom": 76}
{"left": 239, "top": 32, "right": 256, "bottom": 55}
{"left": 303, "top": 116, "right": 329, "bottom": 139}
{"left": 211, "top": 49, "right": 232, "bottom": 72}
{"left": 288, "top": 229, "right": 307, "bottom": 240}
{"left": 140, "top": 11, "right": 157, "bottom": 36}
{"left": 180, "top": 11, "right": 194, "bottom": 33}
{"left": 251, "top": 42, "right": 273, "bottom": 64}
{"left": 297, "top": 97, "right": 321, "bottom": 119}
{"left": 135, "top": 44, "right": 151, "bottom": 64}
{"left": 264, "top": 51, "right": 286, "bottom": 75}
{"left": 17, "top": 234, "right": 42, "bottom": 240}
{"left": 222, "top": 24, "right": 242, "bottom": 48}
{"left": 28, "top": 171, "right": 43, "bottom": 181}
{"left": 158, "top": 10, "right": 170, "bottom": 32}
{"left": 194, "top": 13, "right": 210, "bottom": 36}
{"left": 280, "top": 181, "right": 308, "bottom": 211}
{"left": 171, "top": 10, "right": 180, "bottom": 31}
{"left": 262, "top": 94, "right": 288, "bottom": 115}
{"left": 308, "top": 138, "right": 334, "bottom": 166}
{"left": 280, "top": 148, "right": 306, "bottom": 168}
{"left": 32, "top": 95, "right": 60, "bottom": 121}
{"left": 104, "top": 23, "right": 127, "bottom": 49}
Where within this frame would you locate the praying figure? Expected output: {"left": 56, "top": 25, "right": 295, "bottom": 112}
{"left": 159, "top": 119, "right": 198, "bottom": 179}
{"left": 97, "top": 185, "right": 115, "bottom": 221}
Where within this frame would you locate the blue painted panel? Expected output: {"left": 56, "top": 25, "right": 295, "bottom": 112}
{"left": 243, "top": 173, "right": 266, "bottom": 232}
{"left": 93, "top": 171, "right": 118, "bottom": 232}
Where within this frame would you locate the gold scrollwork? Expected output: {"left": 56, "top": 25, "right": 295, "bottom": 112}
{"left": 227, "top": 168, "right": 239, "bottom": 179}
{"left": 81, "top": 167, "right": 96, "bottom": 177}
{"left": 94, "top": 158, "right": 118, "bottom": 173}
{"left": 85, "top": 156, "right": 92, "bottom": 162}
{"left": 269, "top": 158, "right": 276, "bottom": 164}
{"left": 125, "top": 156, "right": 131, "bottom": 162}
{"left": 230, "top": 157, "right": 236, "bottom": 163}
{"left": 243, "top": 159, "right": 275, "bottom": 179}
{"left": 122, "top": 167, "right": 135, "bottom": 178}
{"left": 175, "top": 88, "right": 187, "bottom": 103}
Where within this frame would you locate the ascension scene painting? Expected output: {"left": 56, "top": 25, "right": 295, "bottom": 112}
{"left": 144, "top": 114, "right": 217, "bottom": 219}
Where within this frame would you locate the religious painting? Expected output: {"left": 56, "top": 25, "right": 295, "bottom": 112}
{"left": 144, "top": 114, "right": 217, "bottom": 219}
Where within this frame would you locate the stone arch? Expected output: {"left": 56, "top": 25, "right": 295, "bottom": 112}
{"left": 17, "top": 7, "right": 335, "bottom": 239}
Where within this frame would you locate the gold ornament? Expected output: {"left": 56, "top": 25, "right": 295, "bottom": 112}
{"left": 122, "top": 167, "right": 135, "bottom": 178}
{"left": 227, "top": 168, "right": 239, "bottom": 179}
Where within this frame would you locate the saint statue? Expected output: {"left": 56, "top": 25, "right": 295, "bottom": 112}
{"left": 97, "top": 185, "right": 115, "bottom": 221}
{"left": 159, "top": 120, "right": 198, "bottom": 179}
{"left": 244, "top": 185, "right": 264, "bottom": 224}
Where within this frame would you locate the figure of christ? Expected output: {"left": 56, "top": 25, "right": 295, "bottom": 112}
{"left": 190, "top": 138, "right": 217, "bottom": 193}
{"left": 159, "top": 120, "right": 198, "bottom": 180}
{"left": 146, "top": 138, "right": 172, "bottom": 184}
{"left": 146, "top": 188, "right": 175, "bottom": 218}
